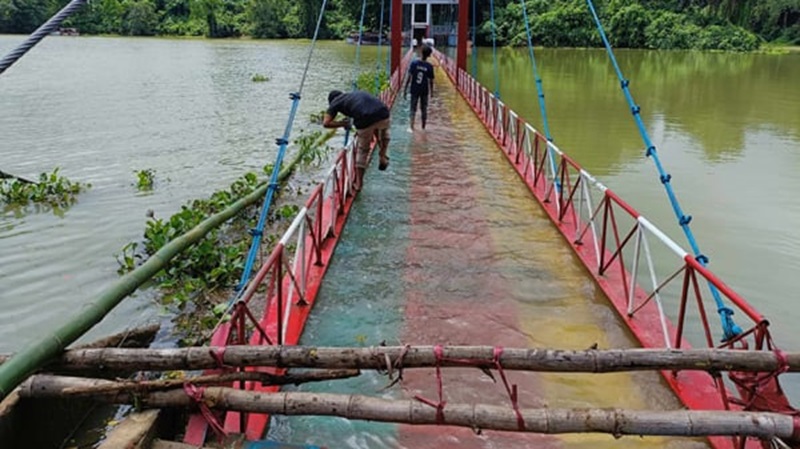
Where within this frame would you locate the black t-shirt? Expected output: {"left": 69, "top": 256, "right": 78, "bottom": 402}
{"left": 408, "top": 59, "right": 434, "bottom": 96}
{"left": 327, "top": 91, "right": 390, "bottom": 129}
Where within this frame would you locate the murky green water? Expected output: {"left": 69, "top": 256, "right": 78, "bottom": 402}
{"left": 470, "top": 47, "right": 800, "bottom": 348}
{"left": 0, "top": 36, "right": 385, "bottom": 350}
{"left": 1, "top": 36, "right": 798, "bottom": 408}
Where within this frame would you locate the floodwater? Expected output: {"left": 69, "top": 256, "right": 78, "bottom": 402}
{"left": 0, "top": 36, "right": 385, "bottom": 349}
{"left": 1, "top": 36, "right": 799, "bottom": 447}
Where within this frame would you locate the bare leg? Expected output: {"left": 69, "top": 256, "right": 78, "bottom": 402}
{"left": 355, "top": 167, "right": 365, "bottom": 192}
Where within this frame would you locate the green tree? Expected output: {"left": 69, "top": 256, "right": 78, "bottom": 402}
{"left": 123, "top": 0, "right": 158, "bottom": 35}
{"left": 0, "top": 0, "right": 50, "bottom": 33}
{"left": 247, "top": 0, "right": 287, "bottom": 37}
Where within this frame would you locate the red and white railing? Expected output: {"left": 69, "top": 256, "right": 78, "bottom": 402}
{"left": 435, "top": 49, "right": 795, "bottom": 449}
{"left": 183, "top": 52, "right": 413, "bottom": 444}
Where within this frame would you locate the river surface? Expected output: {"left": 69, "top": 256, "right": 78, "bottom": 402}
{"left": 1, "top": 35, "right": 799, "bottom": 431}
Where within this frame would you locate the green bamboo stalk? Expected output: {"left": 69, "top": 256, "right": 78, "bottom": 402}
{"left": 0, "top": 130, "right": 337, "bottom": 400}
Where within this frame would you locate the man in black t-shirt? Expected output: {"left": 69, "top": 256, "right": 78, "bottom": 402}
{"left": 323, "top": 90, "right": 391, "bottom": 192}
{"left": 403, "top": 44, "right": 435, "bottom": 131}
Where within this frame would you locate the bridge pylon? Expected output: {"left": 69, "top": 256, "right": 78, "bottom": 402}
{"left": 391, "top": 0, "right": 469, "bottom": 74}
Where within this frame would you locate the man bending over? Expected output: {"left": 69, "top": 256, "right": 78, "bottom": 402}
{"left": 323, "top": 90, "right": 391, "bottom": 192}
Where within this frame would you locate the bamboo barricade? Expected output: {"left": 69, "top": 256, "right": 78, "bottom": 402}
{"left": 0, "top": 131, "right": 336, "bottom": 401}
{"left": 7, "top": 345, "right": 797, "bottom": 374}
{"left": 17, "top": 385, "right": 800, "bottom": 440}
{"left": 19, "top": 370, "right": 359, "bottom": 398}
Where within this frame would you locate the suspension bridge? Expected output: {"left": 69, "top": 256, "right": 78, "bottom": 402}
{"left": 0, "top": 0, "right": 798, "bottom": 448}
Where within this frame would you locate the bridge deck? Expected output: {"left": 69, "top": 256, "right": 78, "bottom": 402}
{"left": 270, "top": 65, "right": 702, "bottom": 449}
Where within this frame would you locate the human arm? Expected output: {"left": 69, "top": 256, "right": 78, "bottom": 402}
{"left": 403, "top": 72, "right": 411, "bottom": 99}
{"left": 428, "top": 65, "right": 434, "bottom": 97}
{"left": 322, "top": 113, "right": 351, "bottom": 129}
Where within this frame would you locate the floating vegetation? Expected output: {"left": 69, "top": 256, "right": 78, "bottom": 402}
{"left": 135, "top": 169, "right": 156, "bottom": 191}
{"left": 117, "top": 129, "right": 334, "bottom": 345}
{"left": 295, "top": 129, "right": 335, "bottom": 167}
{"left": 0, "top": 168, "right": 90, "bottom": 209}
{"left": 309, "top": 109, "right": 326, "bottom": 124}
{"left": 251, "top": 73, "right": 270, "bottom": 82}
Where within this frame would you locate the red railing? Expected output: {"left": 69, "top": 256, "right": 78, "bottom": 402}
{"left": 436, "top": 49, "right": 796, "bottom": 449}
{"left": 183, "top": 51, "right": 413, "bottom": 444}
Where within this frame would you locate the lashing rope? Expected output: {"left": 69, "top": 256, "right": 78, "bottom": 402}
{"left": 584, "top": 0, "right": 741, "bottom": 341}
{"left": 411, "top": 345, "right": 526, "bottom": 429}
{"left": 0, "top": 0, "right": 87, "bottom": 76}
{"left": 493, "top": 347, "right": 525, "bottom": 430}
{"left": 232, "top": 0, "right": 329, "bottom": 303}
{"left": 184, "top": 383, "right": 227, "bottom": 439}
{"left": 413, "top": 345, "right": 447, "bottom": 424}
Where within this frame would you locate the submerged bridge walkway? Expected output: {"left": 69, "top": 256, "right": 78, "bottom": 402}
{"left": 0, "top": 1, "right": 796, "bottom": 448}
{"left": 176, "top": 53, "right": 795, "bottom": 449}
{"left": 273, "top": 60, "right": 684, "bottom": 449}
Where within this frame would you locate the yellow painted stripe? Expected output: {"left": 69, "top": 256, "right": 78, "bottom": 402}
{"left": 436, "top": 66, "right": 704, "bottom": 448}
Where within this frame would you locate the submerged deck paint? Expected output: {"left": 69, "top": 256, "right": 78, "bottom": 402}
{"left": 269, "top": 66, "right": 705, "bottom": 449}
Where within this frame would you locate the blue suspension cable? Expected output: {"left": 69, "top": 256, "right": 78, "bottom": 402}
{"left": 344, "top": 0, "right": 368, "bottom": 147}
{"left": 489, "top": 0, "right": 500, "bottom": 98}
{"left": 519, "top": 0, "right": 552, "bottom": 143}
{"left": 375, "top": 0, "right": 386, "bottom": 94}
{"left": 519, "top": 0, "right": 559, "bottom": 194}
{"left": 232, "top": 0, "right": 330, "bottom": 301}
{"left": 584, "top": 0, "right": 741, "bottom": 341}
{"left": 351, "top": 0, "right": 369, "bottom": 91}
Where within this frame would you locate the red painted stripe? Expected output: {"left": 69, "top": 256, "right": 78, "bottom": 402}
{"left": 436, "top": 53, "right": 745, "bottom": 449}
{"left": 396, "top": 84, "right": 560, "bottom": 449}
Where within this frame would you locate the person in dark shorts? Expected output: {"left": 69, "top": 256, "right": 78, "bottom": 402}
{"left": 403, "top": 44, "right": 434, "bottom": 131}
{"left": 323, "top": 90, "right": 391, "bottom": 191}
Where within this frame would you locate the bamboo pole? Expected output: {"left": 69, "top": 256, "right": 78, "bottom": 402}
{"left": 0, "top": 132, "right": 336, "bottom": 401}
{"left": 27, "top": 387, "right": 799, "bottom": 440}
{"left": 0, "top": 323, "right": 160, "bottom": 366}
{"left": 19, "top": 369, "right": 359, "bottom": 398}
{"left": 19, "top": 345, "right": 800, "bottom": 374}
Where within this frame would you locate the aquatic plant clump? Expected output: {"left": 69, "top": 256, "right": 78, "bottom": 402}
{"left": 134, "top": 169, "right": 156, "bottom": 191}
{"left": 356, "top": 69, "right": 389, "bottom": 95}
{"left": 0, "top": 168, "right": 91, "bottom": 208}
{"left": 117, "top": 130, "right": 334, "bottom": 344}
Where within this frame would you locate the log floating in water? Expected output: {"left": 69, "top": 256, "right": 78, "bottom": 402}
{"left": 19, "top": 369, "right": 359, "bottom": 398}
{"left": 22, "top": 386, "right": 800, "bottom": 440}
{"left": 16, "top": 345, "right": 800, "bottom": 374}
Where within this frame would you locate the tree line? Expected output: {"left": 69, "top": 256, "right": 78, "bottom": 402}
{"left": 0, "top": 0, "right": 797, "bottom": 51}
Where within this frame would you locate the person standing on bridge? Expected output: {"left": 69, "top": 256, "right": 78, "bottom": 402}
{"left": 323, "top": 90, "right": 391, "bottom": 192}
{"left": 404, "top": 44, "right": 434, "bottom": 132}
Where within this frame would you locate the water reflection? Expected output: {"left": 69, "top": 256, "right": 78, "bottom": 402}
{"left": 477, "top": 47, "right": 800, "bottom": 172}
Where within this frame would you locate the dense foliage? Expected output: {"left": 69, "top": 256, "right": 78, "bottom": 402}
{"left": 116, "top": 129, "right": 333, "bottom": 343}
{"left": 480, "top": 0, "right": 798, "bottom": 50}
{"left": 0, "top": 0, "right": 797, "bottom": 49}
